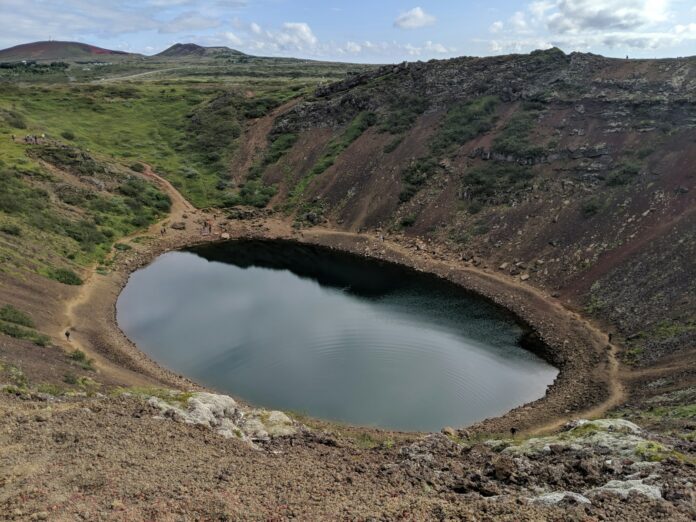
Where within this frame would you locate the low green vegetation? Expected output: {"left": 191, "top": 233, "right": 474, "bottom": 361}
{"left": 289, "top": 111, "right": 376, "bottom": 203}
{"left": 0, "top": 304, "right": 34, "bottom": 327}
{"left": 399, "top": 158, "right": 439, "bottom": 202}
{"left": 580, "top": 197, "right": 604, "bottom": 217}
{"left": 0, "top": 304, "right": 50, "bottom": 346}
{"left": 247, "top": 132, "right": 298, "bottom": 179}
{"left": 430, "top": 96, "right": 498, "bottom": 154}
{"left": 605, "top": 161, "right": 642, "bottom": 186}
{"left": 460, "top": 162, "right": 534, "bottom": 209}
{"left": 47, "top": 267, "right": 82, "bottom": 285}
{"left": 492, "top": 104, "right": 546, "bottom": 159}
{"left": 113, "top": 386, "right": 194, "bottom": 407}
{"left": 379, "top": 94, "right": 429, "bottom": 134}
{"left": 69, "top": 349, "right": 95, "bottom": 371}
{"left": 226, "top": 179, "right": 277, "bottom": 208}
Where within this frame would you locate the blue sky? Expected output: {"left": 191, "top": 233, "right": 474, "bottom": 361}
{"left": 1, "top": 1, "right": 695, "bottom": 62}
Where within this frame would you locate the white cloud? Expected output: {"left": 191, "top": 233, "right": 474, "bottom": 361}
{"left": 510, "top": 11, "right": 529, "bottom": 31}
{"left": 487, "top": 0, "right": 696, "bottom": 54}
{"left": 490, "top": 21, "right": 504, "bottom": 33}
{"left": 424, "top": 41, "right": 450, "bottom": 53}
{"left": 344, "top": 41, "right": 362, "bottom": 53}
{"left": 278, "top": 22, "right": 317, "bottom": 46}
{"left": 250, "top": 22, "right": 262, "bottom": 35}
{"left": 394, "top": 7, "right": 436, "bottom": 29}
{"left": 224, "top": 31, "right": 243, "bottom": 46}
{"left": 544, "top": 0, "right": 670, "bottom": 34}
{"left": 404, "top": 40, "right": 453, "bottom": 56}
{"left": 159, "top": 12, "right": 221, "bottom": 34}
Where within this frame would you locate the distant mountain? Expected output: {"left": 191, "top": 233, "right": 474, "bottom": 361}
{"left": 0, "top": 41, "right": 133, "bottom": 62}
{"left": 155, "top": 43, "right": 245, "bottom": 59}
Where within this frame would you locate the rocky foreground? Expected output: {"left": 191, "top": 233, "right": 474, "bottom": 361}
{"left": 1, "top": 388, "right": 694, "bottom": 520}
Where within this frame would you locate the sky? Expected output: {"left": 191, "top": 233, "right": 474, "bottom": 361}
{"left": 1, "top": 1, "right": 695, "bottom": 62}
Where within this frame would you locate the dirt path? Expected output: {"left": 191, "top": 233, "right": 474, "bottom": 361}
{"left": 54, "top": 165, "right": 200, "bottom": 387}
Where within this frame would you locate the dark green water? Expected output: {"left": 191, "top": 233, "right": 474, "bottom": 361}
{"left": 116, "top": 240, "right": 557, "bottom": 431}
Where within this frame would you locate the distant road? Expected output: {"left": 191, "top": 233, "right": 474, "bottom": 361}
{"left": 92, "top": 67, "right": 185, "bottom": 83}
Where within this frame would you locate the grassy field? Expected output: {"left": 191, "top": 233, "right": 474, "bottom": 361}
{"left": 0, "top": 58, "right": 367, "bottom": 284}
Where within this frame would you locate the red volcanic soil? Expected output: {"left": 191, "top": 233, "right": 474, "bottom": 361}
{"left": 0, "top": 40, "right": 131, "bottom": 61}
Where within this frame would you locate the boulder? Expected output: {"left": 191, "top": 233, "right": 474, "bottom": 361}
{"left": 586, "top": 479, "right": 662, "bottom": 500}
{"left": 531, "top": 491, "right": 591, "bottom": 506}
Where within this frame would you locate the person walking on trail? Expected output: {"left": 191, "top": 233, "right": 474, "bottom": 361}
{"left": 65, "top": 330, "right": 71, "bottom": 342}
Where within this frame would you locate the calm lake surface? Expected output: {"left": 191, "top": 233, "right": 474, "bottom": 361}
{"left": 116, "top": 240, "right": 557, "bottom": 431}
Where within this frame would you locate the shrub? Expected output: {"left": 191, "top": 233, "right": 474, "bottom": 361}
{"left": 0, "top": 304, "right": 34, "bottom": 327}
{"left": 379, "top": 94, "right": 429, "bottom": 134}
{"left": 130, "top": 162, "right": 145, "bottom": 173}
{"left": 430, "top": 96, "right": 498, "bottom": 154}
{"left": 0, "top": 223, "right": 21, "bottom": 236}
{"left": 400, "top": 214, "right": 416, "bottom": 227}
{"left": 399, "top": 158, "right": 439, "bottom": 202}
{"left": 492, "top": 108, "right": 546, "bottom": 159}
{"left": 61, "top": 130, "right": 75, "bottom": 140}
{"left": 63, "top": 373, "right": 78, "bottom": 385}
{"left": 383, "top": 136, "right": 403, "bottom": 154}
{"left": 460, "top": 162, "right": 534, "bottom": 207}
{"left": 248, "top": 133, "right": 298, "bottom": 179}
{"left": 606, "top": 161, "right": 641, "bottom": 186}
{"left": 228, "top": 180, "right": 277, "bottom": 208}
{"left": 0, "top": 109, "right": 26, "bottom": 129}
{"left": 69, "top": 349, "right": 95, "bottom": 370}
{"left": 48, "top": 268, "right": 83, "bottom": 285}
{"left": 581, "top": 198, "right": 603, "bottom": 217}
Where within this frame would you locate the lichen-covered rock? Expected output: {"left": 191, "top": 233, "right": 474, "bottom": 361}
{"left": 501, "top": 418, "right": 657, "bottom": 460}
{"left": 586, "top": 479, "right": 662, "bottom": 500}
{"left": 531, "top": 491, "right": 591, "bottom": 506}
{"left": 147, "top": 391, "right": 297, "bottom": 443}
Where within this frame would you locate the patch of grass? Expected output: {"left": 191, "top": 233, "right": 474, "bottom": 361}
{"left": 383, "top": 135, "right": 403, "bottom": 154}
{"left": 47, "top": 267, "right": 83, "bottom": 285}
{"left": 400, "top": 214, "right": 417, "bottom": 227}
{"left": 2, "top": 364, "right": 29, "bottom": 390}
{"left": 649, "top": 320, "right": 696, "bottom": 340}
{"left": 430, "top": 96, "right": 498, "bottom": 155}
{"left": 113, "top": 386, "right": 194, "bottom": 407}
{"left": 225, "top": 179, "right": 277, "bottom": 208}
{"left": 399, "top": 157, "right": 439, "bottom": 202}
{"left": 492, "top": 106, "right": 546, "bottom": 159}
{"left": 248, "top": 132, "right": 298, "bottom": 180}
{"left": 606, "top": 161, "right": 641, "bottom": 186}
{"left": 379, "top": 94, "right": 429, "bottom": 134}
{"left": 460, "top": 162, "right": 534, "bottom": 207}
{"left": 69, "top": 350, "right": 95, "bottom": 371}
{"left": 585, "top": 294, "right": 605, "bottom": 314}
{"left": 0, "top": 223, "right": 21, "bottom": 236}
{"left": 0, "top": 304, "right": 35, "bottom": 327}
{"left": 0, "top": 319, "right": 50, "bottom": 346}
{"left": 37, "top": 383, "right": 65, "bottom": 396}
{"left": 580, "top": 197, "right": 604, "bottom": 217}
{"left": 0, "top": 108, "right": 26, "bottom": 129}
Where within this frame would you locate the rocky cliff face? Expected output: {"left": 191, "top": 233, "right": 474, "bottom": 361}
{"left": 231, "top": 48, "right": 696, "bottom": 393}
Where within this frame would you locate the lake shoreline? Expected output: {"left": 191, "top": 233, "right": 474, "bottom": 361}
{"left": 65, "top": 207, "right": 617, "bottom": 436}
